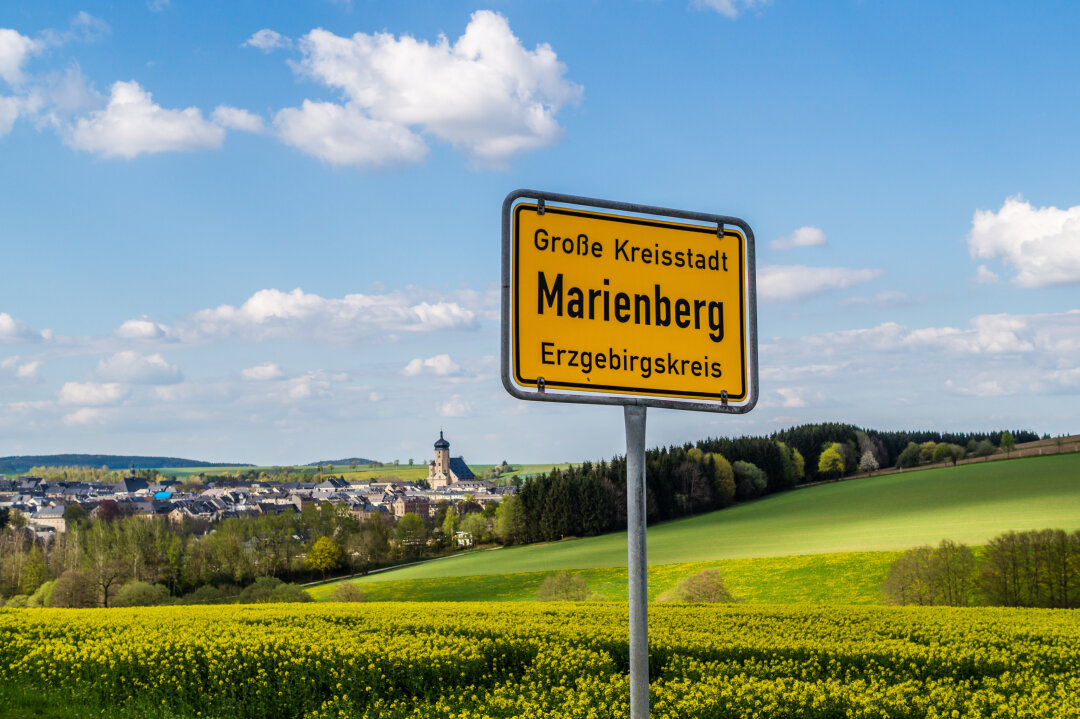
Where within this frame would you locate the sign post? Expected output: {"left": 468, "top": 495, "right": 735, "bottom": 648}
{"left": 501, "top": 190, "right": 758, "bottom": 718}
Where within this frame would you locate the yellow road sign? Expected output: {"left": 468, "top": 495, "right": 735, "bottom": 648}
{"left": 503, "top": 192, "right": 757, "bottom": 410}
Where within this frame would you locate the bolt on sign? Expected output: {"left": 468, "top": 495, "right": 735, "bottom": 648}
{"left": 501, "top": 189, "right": 758, "bottom": 413}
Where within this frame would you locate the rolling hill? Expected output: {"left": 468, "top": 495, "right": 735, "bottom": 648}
{"left": 347, "top": 452, "right": 1080, "bottom": 586}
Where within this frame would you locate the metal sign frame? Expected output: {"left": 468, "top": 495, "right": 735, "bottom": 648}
{"left": 500, "top": 188, "right": 759, "bottom": 719}
{"left": 501, "top": 188, "right": 759, "bottom": 414}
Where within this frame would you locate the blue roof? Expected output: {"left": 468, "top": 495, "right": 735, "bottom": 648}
{"left": 448, "top": 457, "right": 474, "bottom": 480}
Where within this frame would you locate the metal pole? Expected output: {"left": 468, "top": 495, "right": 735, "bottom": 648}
{"left": 624, "top": 404, "right": 648, "bottom": 718}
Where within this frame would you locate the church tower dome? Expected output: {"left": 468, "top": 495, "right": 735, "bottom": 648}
{"left": 434, "top": 430, "right": 450, "bottom": 450}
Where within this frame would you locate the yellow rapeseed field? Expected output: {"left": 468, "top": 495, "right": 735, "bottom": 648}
{"left": 2, "top": 602, "right": 1079, "bottom": 718}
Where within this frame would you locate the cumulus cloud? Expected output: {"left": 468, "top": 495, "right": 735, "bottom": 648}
{"left": 975, "top": 265, "right": 999, "bottom": 284}
{"left": 67, "top": 80, "right": 225, "bottom": 158}
{"left": 1, "top": 356, "right": 41, "bottom": 379}
{"left": 757, "top": 265, "right": 883, "bottom": 302}
{"left": 438, "top": 394, "right": 472, "bottom": 417}
{"left": 778, "top": 311, "right": 1080, "bottom": 358}
{"left": 770, "top": 226, "right": 827, "bottom": 250}
{"left": 0, "top": 28, "right": 43, "bottom": 85}
{"left": 276, "top": 10, "right": 582, "bottom": 167}
{"left": 58, "top": 381, "right": 128, "bottom": 406}
{"left": 96, "top": 351, "right": 182, "bottom": 384}
{"left": 242, "top": 362, "right": 285, "bottom": 381}
{"left": 212, "top": 105, "right": 267, "bottom": 133}
{"left": 115, "top": 317, "right": 169, "bottom": 339}
{"left": 692, "top": 0, "right": 771, "bottom": 19}
{"left": 968, "top": 196, "right": 1080, "bottom": 288}
{"left": 156, "top": 287, "right": 476, "bottom": 343}
{"left": 244, "top": 29, "right": 292, "bottom": 53}
{"left": 0, "top": 312, "right": 49, "bottom": 343}
{"left": 275, "top": 100, "right": 427, "bottom": 167}
{"left": 402, "top": 354, "right": 461, "bottom": 377}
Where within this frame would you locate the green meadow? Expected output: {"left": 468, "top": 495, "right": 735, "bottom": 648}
{"left": 307, "top": 550, "right": 902, "bottom": 604}
{"left": 320, "top": 453, "right": 1080, "bottom": 602}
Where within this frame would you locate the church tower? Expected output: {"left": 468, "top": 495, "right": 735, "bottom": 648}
{"left": 428, "top": 430, "right": 452, "bottom": 488}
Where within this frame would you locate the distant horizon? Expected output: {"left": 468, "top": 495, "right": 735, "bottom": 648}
{"left": 1, "top": 422, "right": 1066, "bottom": 470}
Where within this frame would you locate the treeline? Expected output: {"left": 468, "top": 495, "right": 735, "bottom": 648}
{"left": 499, "top": 424, "right": 1038, "bottom": 545}
{"left": 0, "top": 502, "right": 486, "bottom": 608}
{"left": 0, "top": 454, "right": 249, "bottom": 473}
{"left": 771, "top": 424, "right": 1038, "bottom": 483}
{"left": 500, "top": 441, "right": 803, "bottom": 544}
{"left": 884, "top": 529, "right": 1080, "bottom": 608}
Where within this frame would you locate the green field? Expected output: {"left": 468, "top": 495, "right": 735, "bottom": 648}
{"left": 326, "top": 453, "right": 1080, "bottom": 599}
{"left": 308, "top": 550, "right": 902, "bottom": 604}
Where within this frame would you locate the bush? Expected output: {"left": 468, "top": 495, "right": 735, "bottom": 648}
{"left": 28, "top": 580, "right": 57, "bottom": 608}
{"left": 51, "top": 570, "right": 96, "bottom": 608}
{"left": 329, "top": 584, "right": 368, "bottom": 602}
{"left": 5, "top": 594, "right": 29, "bottom": 608}
{"left": 113, "top": 581, "right": 171, "bottom": 607}
{"left": 239, "top": 577, "right": 312, "bottom": 604}
{"left": 658, "top": 569, "right": 738, "bottom": 603}
{"left": 732, "top": 461, "right": 768, "bottom": 500}
{"left": 269, "top": 584, "right": 313, "bottom": 603}
{"left": 239, "top": 576, "right": 286, "bottom": 603}
{"left": 536, "top": 572, "right": 596, "bottom": 601}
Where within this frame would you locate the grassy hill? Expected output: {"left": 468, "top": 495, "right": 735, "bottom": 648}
{"left": 333, "top": 453, "right": 1080, "bottom": 596}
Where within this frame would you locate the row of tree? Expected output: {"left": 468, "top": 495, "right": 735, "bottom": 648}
{"left": 0, "top": 501, "right": 481, "bottom": 606}
{"left": 883, "top": 529, "right": 1080, "bottom": 608}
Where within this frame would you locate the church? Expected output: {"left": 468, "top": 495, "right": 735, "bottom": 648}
{"left": 426, "top": 431, "right": 476, "bottom": 489}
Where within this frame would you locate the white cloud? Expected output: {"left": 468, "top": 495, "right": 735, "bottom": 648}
{"left": 115, "top": 317, "right": 169, "bottom": 339}
{"left": 0, "top": 95, "right": 19, "bottom": 135}
{"left": 1, "top": 356, "right": 41, "bottom": 379}
{"left": 975, "top": 265, "right": 999, "bottom": 284}
{"left": 968, "top": 196, "right": 1080, "bottom": 288}
{"left": 0, "top": 312, "right": 48, "bottom": 343}
{"left": 67, "top": 80, "right": 225, "bottom": 158}
{"left": 212, "top": 105, "right": 267, "bottom": 134}
{"left": 402, "top": 353, "right": 461, "bottom": 377}
{"left": 62, "top": 407, "right": 104, "bottom": 426}
{"left": 168, "top": 287, "right": 476, "bottom": 343}
{"left": 242, "top": 362, "right": 285, "bottom": 381}
{"left": 757, "top": 265, "right": 883, "bottom": 302}
{"left": 0, "top": 28, "right": 42, "bottom": 85}
{"left": 368, "top": 391, "right": 382, "bottom": 402}
{"left": 438, "top": 394, "right": 472, "bottom": 417}
{"left": 776, "top": 387, "right": 807, "bottom": 408}
{"left": 279, "top": 10, "right": 582, "bottom": 166}
{"left": 96, "top": 351, "right": 182, "bottom": 384}
{"left": 275, "top": 100, "right": 427, "bottom": 167}
{"left": 945, "top": 379, "right": 1012, "bottom": 398}
{"left": 770, "top": 226, "right": 827, "bottom": 250}
{"left": 692, "top": 0, "right": 771, "bottom": 19}
{"left": 58, "top": 381, "right": 128, "bottom": 406}
{"left": 147, "top": 0, "right": 171, "bottom": 12}
{"left": 243, "top": 29, "right": 291, "bottom": 53}
{"left": 44, "top": 12, "right": 111, "bottom": 45}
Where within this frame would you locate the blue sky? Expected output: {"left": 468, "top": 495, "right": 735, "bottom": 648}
{"left": 1, "top": 0, "right": 1078, "bottom": 465}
